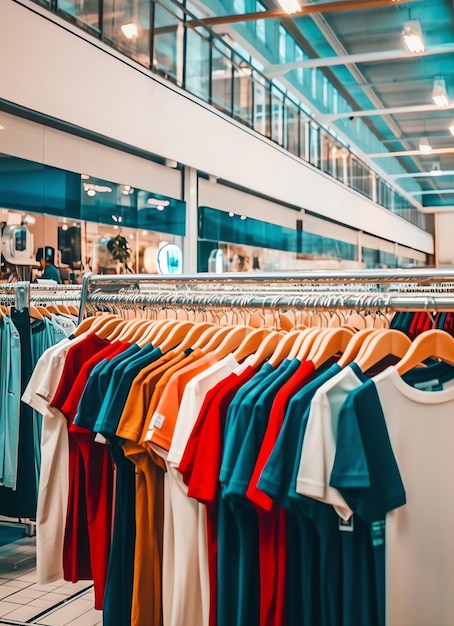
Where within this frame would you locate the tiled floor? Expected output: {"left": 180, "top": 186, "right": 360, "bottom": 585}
{"left": 0, "top": 524, "right": 102, "bottom": 626}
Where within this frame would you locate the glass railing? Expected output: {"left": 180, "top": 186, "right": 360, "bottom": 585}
{"left": 28, "top": 0, "right": 426, "bottom": 231}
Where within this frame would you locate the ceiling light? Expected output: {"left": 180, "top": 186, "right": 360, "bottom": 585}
{"left": 418, "top": 137, "right": 432, "bottom": 154}
{"left": 0, "top": 124, "right": 5, "bottom": 131}
{"left": 432, "top": 77, "right": 449, "bottom": 107}
{"left": 156, "top": 205, "right": 165, "bottom": 211}
{"left": 87, "top": 189, "right": 96, "bottom": 197}
{"left": 402, "top": 20, "right": 425, "bottom": 53}
{"left": 277, "top": 0, "right": 300, "bottom": 15}
{"left": 147, "top": 198, "right": 170, "bottom": 207}
{"left": 121, "top": 23, "right": 138, "bottom": 39}
{"left": 430, "top": 162, "right": 442, "bottom": 176}
{"left": 449, "top": 121, "right": 454, "bottom": 137}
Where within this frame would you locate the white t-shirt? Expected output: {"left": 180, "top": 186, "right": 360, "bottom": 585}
{"left": 154, "top": 354, "right": 238, "bottom": 626}
{"left": 22, "top": 333, "right": 87, "bottom": 583}
{"left": 295, "top": 365, "right": 363, "bottom": 521}
{"left": 371, "top": 367, "right": 454, "bottom": 626}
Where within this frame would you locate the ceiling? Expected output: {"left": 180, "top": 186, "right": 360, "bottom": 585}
{"left": 195, "top": 0, "right": 454, "bottom": 211}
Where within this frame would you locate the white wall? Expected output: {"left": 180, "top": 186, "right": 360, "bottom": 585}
{"left": 435, "top": 212, "right": 454, "bottom": 266}
{"left": 0, "top": 0, "right": 433, "bottom": 255}
{"left": 0, "top": 112, "right": 182, "bottom": 199}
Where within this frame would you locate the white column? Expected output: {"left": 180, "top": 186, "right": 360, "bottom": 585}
{"left": 183, "top": 165, "right": 198, "bottom": 273}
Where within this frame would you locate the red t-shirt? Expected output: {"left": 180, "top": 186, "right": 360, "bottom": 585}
{"left": 179, "top": 365, "right": 257, "bottom": 626}
{"left": 246, "top": 360, "right": 315, "bottom": 626}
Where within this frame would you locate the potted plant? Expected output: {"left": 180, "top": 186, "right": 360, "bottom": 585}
{"left": 106, "top": 234, "right": 132, "bottom": 273}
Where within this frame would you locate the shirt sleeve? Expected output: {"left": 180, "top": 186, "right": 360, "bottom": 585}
{"left": 330, "top": 381, "right": 406, "bottom": 522}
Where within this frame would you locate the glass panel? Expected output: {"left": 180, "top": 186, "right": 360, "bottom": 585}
{"left": 271, "top": 86, "right": 284, "bottom": 145}
{"left": 103, "top": 0, "right": 151, "bottom": 66}
{"left": 152, "top": 3, "right": 180, "bottom": 84}
{"left": 253, "top": 74, "right": 271, "bottom": 138}
{"left": 185, "top": 28, "right": 210, "bottom": 101}
{"left": 211, "top": 40, "right": 232, "bottom": 114}
{"left": 350, "top": 156, "right": 371, "bottom": 198}
{"left": 57, "top": 0, "right": 100, "bottom": 33}
{"left": 284, "top": 99, "right": 299, "bottom": 157}
{"left": 320, "top": 130, "right": 333, "bottom": 176}
{"left": 299, "top": 118, "right": 309, "bottom": 161}
{"left": 233, "top": 57, "right": 253, "bottom": 126}
{"left": 309, "top": 123, "right": 320, "bottom": 168}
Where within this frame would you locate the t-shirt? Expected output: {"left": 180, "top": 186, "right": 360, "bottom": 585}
{"left": 21, "top": 336, "right": 83, "bottom": 584}
{"left": 179, "top": 363, "right": 258, "bottom": 626}
{"left": 220, "top": 359, "right": 296, "bottom": 626}
{"left": 258, "top": 363, "right": 342, "bottom": 626}
{"left": 246, "top": 359, "right": 316, "bottom": 626}
{"left": 331, "top": 364, "right": 454, "bottom": 626}
{"left": 159, "top": 355, "right": 239, "bottom": 626}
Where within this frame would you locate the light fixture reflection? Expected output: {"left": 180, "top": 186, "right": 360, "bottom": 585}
{"left": 432, "top": 77, "right": 449, "bottom": 107}
{"left": 430, "top": 162, "right": 443, "bottom": 176}
{"left": 277, "top": 0, "right": 300, "bottom": 15}
{"left": 402, "top": 20, "right": 425, "bottom": 53}
{"left": 121, "top": 23, "right": 138, "bottom": 39}
{"left": 449, "top": 122, "right": 454, "bottom": 137}
{"left": 418, "top": 137, "right": 432, "bottom": 154}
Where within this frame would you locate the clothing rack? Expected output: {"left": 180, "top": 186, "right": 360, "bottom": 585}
{"left": 79, "top": 270, "right": 454, "bottom": 324}
{"left": 0, "top": 283, "right": 81, "bottom": 309}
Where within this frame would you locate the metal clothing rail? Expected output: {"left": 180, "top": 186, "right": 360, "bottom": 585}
{"left": 79, "top": 270, "right": 454, "bottom": 323}
{"left": 0, "top": 282, "right": 81, "bottom": 311}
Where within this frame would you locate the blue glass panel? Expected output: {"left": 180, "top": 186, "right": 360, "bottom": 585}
{"left": 0, "top": 155, "right": 80, "bottom": 218}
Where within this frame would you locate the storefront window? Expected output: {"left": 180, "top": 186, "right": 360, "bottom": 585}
{"left": 0, "top": 155, "right": 186, "bottom": 283}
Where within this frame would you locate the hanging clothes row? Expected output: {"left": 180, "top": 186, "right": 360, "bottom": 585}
{"left": 0, "top": 283, "right": 80, "bottom": 519}
{"left": 22, "top": 270, "right": 454, "bottom": 626}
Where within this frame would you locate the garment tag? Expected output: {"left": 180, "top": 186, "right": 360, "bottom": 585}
{"left": 413, "top": 379, "right": 442, "bottom": 392}
{"left": 371, "top": 520, "right": 386, "bottom": 547}
{"left": 151, "top": 412, "right": 165, "bottom": 429}
{"left": 94, "top": 433, "right": 107, "bottom": 444}
{"left": 339, "top": 515, "right": 354, "bottom": 532}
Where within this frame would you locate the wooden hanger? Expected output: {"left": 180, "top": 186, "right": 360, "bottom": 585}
{"left": 174, "top": 322, "right": 216, "bottom": 352}
{"left": 267, "top": 330, "right": 302, "bottom": 368}
{"left": 309, "top": 327, "right": 356, "bottom": 369}
{"left": 211, "top": 325, "right": 253, "bottom": 360}
{"left": 155, "top": 321, "right": 196, "bottom": 353}
{"left": 199, "top": 326, "right": 235, "bottom": 353}
{"left": 136, "top": 319, "right": 181, "bottom": 348}
{"left": 248, "top": 330, "right": 284, "bottom": 368}
{"left": 104, "top": 319, "right": 132, "bottom": 341}
{"left": 294, "top": 327, "right": 325, "bottom": 362}
{"left": 36, "top": 306, "right": 52, "bottom": 318}
{"left": 336, "top": 327, "right": 378, "bottom": 368}
{"left": 232, "top": 328, "right": 272, "bottom": 363}
{"left": 95, "top": 317, "right": 129, "bottom": 340}
{"left": 30, "top": 306, "right": 44, "bottom": 321}
{"left": 67, "top": 305, "right": 79, "bottom": 316}
{"left": 73, "top": 313, "right": 119, "bottom": 337}
{"left": 395, "top": 329, "right": 454, "bottom": 376}
{"left": 344, "top": 310, "right": 367, "bottom": 331}
{"left": 355, "top": 328, "right": 412, "bottom": 373}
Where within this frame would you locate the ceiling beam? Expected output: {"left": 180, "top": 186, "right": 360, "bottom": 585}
{"left": 263, "top": 43, "right": 454, "bottom": 77}
{"left": 368, "top": 147, "right": 454, "bottom": 158}
{"left": 191, "top": 0, "right": 422, "bottom": 28}
{"left": 407, "top": 188, "right": 454, "bottom": 195}
{"left": 320, "top": 102, "right": 454, "bottom": 122}
{"left": 390, "top": 170, "right": 454, "bottom": 178}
